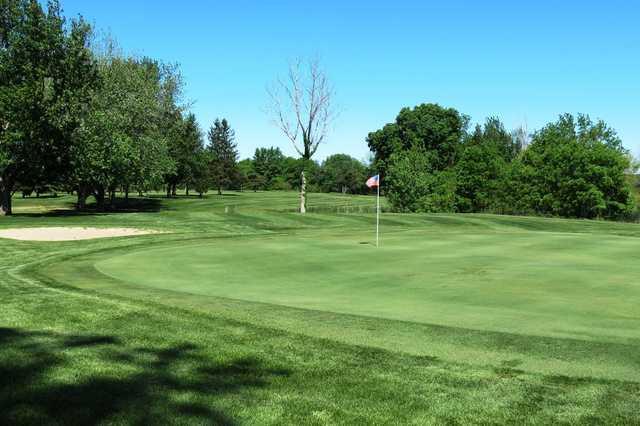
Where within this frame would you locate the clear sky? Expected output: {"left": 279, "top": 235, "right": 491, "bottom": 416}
{"left": 58, "top": 0, "right": 639, "bottom": 161}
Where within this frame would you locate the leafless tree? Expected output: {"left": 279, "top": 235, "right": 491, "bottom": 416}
{"left": 512, "top": 118, "right": 530, "bottom": 152}
{"left": 267, "top": 58, "right": 336, "bottom": 213}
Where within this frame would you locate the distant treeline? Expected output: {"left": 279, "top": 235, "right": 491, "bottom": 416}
{"left": 368, "top": 104, "right": 636, "bottom": 220}
{"left": 236, "top": 149, "right": 372, "bottom": 195}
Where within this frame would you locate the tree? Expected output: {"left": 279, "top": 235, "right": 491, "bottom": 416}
{"left": 0, "top": 0, "right": 97, "bottom": 215}
{"left": 207, "top": 118, "right": 238, "bottom": 195}
{"left": 191, "top": 149, "right": 211, "bottom": 197}
{"left": 281, "top": 156, "right": 320, "bottom": 192}
{"left": 455, "top": 142, "right": 505, "bottom": 212}
{"left": 385, "top": 147, "right": 457, "bottom": 213}
{"left": 455, "top": 117, "right": 516, "bottom": 212}
{"left": 319, "top": 154, "right": 367, "bottom": 194}
{"left": 267, "top": 58, "right": 336, "bottom": 213}
{"left": 165, "top": 113, "right": 205, "bottom": 197}
{"left": 516, "top": 114, "right": 634, "bottom": 219}
{"left": 71, "top": 55, "right": 173, "bottom": 209}
{"left": 478, "top": 117, "right": 520, "bottom": 162}
{"left": 236, "top": 158, "right": 256, "bottom": 192}
{"left": 253, "top": 147, "right": 284, "bottom": 190}
{"left": 367, "top": 103, "right": 469, "bottom": 179}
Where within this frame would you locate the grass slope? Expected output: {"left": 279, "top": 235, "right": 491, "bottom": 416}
{"left": 2, "top": 191, "right": 640, "bottom": 424}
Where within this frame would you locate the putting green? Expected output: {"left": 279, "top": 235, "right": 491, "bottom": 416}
{"left": 94, "top": 229, "right": 640, "bottom": 342}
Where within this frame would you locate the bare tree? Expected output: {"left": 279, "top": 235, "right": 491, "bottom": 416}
{"left": 267, "top": 58, "right": 336, "bottom": 213}
{"left": 512, "top": 117, "right": 530, "bottom": 152}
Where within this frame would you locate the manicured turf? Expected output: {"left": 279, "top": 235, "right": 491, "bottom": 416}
{"left": 3, "top": 192, "right": 640, "bottom": 424}
{"left": 92, "top": 230, "right": 640, "bottom": 338}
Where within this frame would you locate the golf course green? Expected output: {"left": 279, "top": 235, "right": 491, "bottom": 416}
{"left": 3, "top": 191, "right": 640, "bottom": 424}
{"left": 94, "top": 230, "right": 639, "bottom": 340}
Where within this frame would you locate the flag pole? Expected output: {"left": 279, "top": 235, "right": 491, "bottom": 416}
{"left": 376, "top": 176, "right": 380, "bottom": 248}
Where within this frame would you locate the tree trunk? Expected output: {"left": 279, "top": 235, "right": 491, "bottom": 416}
{"left": 185, "top": 186, "right": 189, "bottom": 196}
{"left": 172, "top": 184, "right": 177, "bottom": 197}
{"left": 95, "top": 186, "right": 105, "bottom": 211}
{"left": 218, "top": 185, "right": 222, "bottom": 196}
{"left": 299, "top": 170, "right": 307, "bottom": 214}
{"left": 0, "top": 176, "right": 13, "bottom": 216}
{"left": 124, "top": 185, "right": 129, "bottom": 203}
{"left": 166, "top": 185, "right": 171, "bottom": 198}
{"left": 76, "top": 185, "right": 88, "bottom": 210}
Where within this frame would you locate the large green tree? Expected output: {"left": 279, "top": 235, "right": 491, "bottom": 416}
{"left": 367, "top": 103, "right": 469, "bottom": 179}
{"left": 207, "top": 118, "right": 238, "bottom": 195}
{"left": 455, "top": 117, "right": 518, "bottom": 212}
{"left": 319, "top": 154, "right": 368, "bottom": 194}
{"left": 165, "top": 112, "right": 206, "bottom": 197}
{"left": 516, "top": 114, "right": 634, "bottom": 219}
{"left": 0, "top": 0, "right": 96, "bottom": 215}
{"left": 253, "top": 147, "right": 285, "bottom": 190}
{"left": 71, "top": 55, "right": 173, "bottom": 209}
{"left": 385, "top": 147, "right": 457, "bottom": 213}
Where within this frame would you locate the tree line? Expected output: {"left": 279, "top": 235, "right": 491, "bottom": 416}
{"left": 0, "top": 0, "right": 244, "bottom": 214}
{"left": 2, "top": 2, "right": 635, "bottom": 220}
{"left": 237, "top": 149, "right": 371, "bottom": 194}
{"left": 368, "top": 103, "right": 636, "bottom": 220}
{"left": 0, "top": 2, "right": 369, "bottom": 216}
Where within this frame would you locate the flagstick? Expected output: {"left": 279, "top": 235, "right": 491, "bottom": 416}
{"left": 376, "top": 178, "right": 380, "bottom": 248}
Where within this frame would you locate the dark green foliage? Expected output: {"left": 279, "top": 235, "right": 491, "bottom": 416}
{"left": 515, "top": 114, "right": 634, "bottom": 219}
{"left": 236, "top": 158, "right": 259, "bottom": 191}
{"left": 0, "top": 0, "right": 97, "bottom": 214}
{"left": 207, "top": 118, "right": 238, "bottom": 195}
{"left": 1, "top": 2, "right": 200, "bottom": 212}
{"left": 319, "top": 154, "right": 368, "bottom": 194}
{"left": 282, "top": 157, "right": 321, "bottom": 191}
{"left": 165, "top": 113, "right": 206, "bottom": 197}
{"left": 235, "top": 152, "right": 371, "bottom": 195}
{"left": 190, "top": 149, "right": 211, "bottom": 197}
{"left": 71, "top": 56, "right": 174, "bottom": 208}
{"left": 455, "top": 118, "right": 518, "bottom": 212}
{"left": 253, "top": 147, "right": 285, "bottom": 189}
{"left": 372, "top": 104, "right": 635, "bottom": 219}
{"left": 386, "top": 148, "right": 457, "bottom": 212}
{"left": 367, "top": 103, "right": 469, "bottom": 177}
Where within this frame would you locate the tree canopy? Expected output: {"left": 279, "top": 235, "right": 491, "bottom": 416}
{"left": 517, "top": 114, "right": 633, "bottom": 219}
{"left": 0, "top": 0, "right": 97, "bottom": 214}
{"left": 207, "top": 118, "right": 238, "bottom": 195}
{"left": 367, "top": 103, "right": 469, "bottom": 178}
{"left": 370, "top": 105, "right": 635, "bottom": 220}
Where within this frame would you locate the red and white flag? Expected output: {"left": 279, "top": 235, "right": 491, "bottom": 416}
{"left": 366, "top": 174, "right": 380, "bottom": 188}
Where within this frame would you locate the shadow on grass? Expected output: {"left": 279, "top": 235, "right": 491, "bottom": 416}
{"left": 146, "top": 193, "right": 241, "bottom": 199}
{"left": 0, "top": 327, "right": 289, "bottom": 425}
{"left": 20, "top": 194, "right": 62, "bottom": 199}
{"left": 12, "top": 197, "right": 167, "bottom": 218}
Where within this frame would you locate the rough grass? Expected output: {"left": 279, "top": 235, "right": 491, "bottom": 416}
{"left": 2, "top": 191, "right": 640, "bottom": 425}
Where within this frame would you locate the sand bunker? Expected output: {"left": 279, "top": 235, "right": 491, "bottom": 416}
{"left": 0, "top": 227, "right": 158, "bottom": 241}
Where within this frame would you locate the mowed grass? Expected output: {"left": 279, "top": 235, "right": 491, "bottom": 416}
{"left": 3, "top": 191, "right": 640, "bottom": 424}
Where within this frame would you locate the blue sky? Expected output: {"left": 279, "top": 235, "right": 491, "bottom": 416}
{"left": 59, "top": 0, "right": 639, "bottom": 161}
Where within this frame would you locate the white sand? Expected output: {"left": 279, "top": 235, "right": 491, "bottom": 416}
{"left": 0, "top": 227, "right": 158, "bottom": 241}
